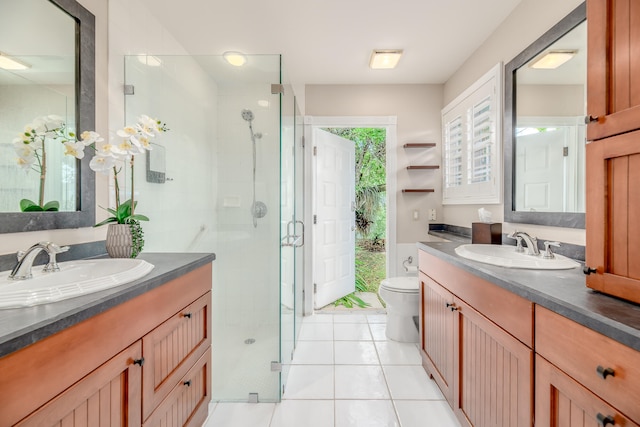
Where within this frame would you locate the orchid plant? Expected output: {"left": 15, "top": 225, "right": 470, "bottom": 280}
{"left": 13, "top": 114, "right": 168, "bottom": 225}
{"left": 13, "top": 115, "right": 102, "bottom": 211}
{"left": 91, "top": 114, "right": 168, "bottom": 226}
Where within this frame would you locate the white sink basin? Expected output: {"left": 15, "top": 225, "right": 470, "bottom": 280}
{"left": 0, "top": 259, "right": 154, "bottom": 309}
{"left": 454, "top": 244, "right": 580, "bottom": 270}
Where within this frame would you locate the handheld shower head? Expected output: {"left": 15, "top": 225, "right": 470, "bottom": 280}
{"left": 241, "top": 109, "right": 254, "bottom": 122}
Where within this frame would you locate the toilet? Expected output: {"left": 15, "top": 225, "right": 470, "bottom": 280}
{"left": 378, "top": 277, "right": 420, "bottom": 343}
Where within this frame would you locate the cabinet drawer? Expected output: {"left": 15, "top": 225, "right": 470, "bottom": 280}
{"left": 142, "top": 292, "right": 211, "bottom": 421}
{"left": 536, "top": 355, "right": 639, "bottom": 427}
{"left": 143, "top": 348, "right": 211, "bottom": 427}
{"left": 536, "top": 306, "right": 640, "bottom": 422}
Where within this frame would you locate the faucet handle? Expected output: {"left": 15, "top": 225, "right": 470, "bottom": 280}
{"left": 543, "top": 241, "right": 560, "bottom": 259}
{"left": 42, "top": 243, "right": 69, "bottom": 273}
{"left": 506, "top": 231, "right": 525, "bottom": 253}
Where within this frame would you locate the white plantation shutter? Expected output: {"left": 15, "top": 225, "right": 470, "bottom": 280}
{"left": 442, "top": 63, "right": 501, "bottom": 204}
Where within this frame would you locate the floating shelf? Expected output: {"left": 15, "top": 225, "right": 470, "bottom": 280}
{"left": 403, "top": 143, "right": 436, "bottom": 148}
{"left": 407, "top": 165, "right": 440, "bottom": 170}
{"left": 401, "top": 189, "right": 435, "bottom": 193}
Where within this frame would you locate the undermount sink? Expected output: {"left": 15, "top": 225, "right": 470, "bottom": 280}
{"left": 0, "top": 259, "right": 154, "bottom": 309}
{"left": 454, "top": 244, "right": 580, "bottom": 270}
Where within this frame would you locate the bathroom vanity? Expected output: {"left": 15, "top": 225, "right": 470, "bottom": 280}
{"left": 0, "top": 252, "right": 215, "bottom": 427}
{"left": 418, "top": 242, "right": 640, "bottom": 427}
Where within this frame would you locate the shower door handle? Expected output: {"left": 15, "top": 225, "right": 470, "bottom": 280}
{"left": 295, "top": 220, "right": 305, "bottom": 248}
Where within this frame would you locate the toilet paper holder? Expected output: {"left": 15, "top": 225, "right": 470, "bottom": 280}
{"left": 403, "top": 256, "right": 418, "bottom": 273}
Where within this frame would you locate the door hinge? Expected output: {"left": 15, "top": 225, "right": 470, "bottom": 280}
{"left": 302, "top": 136, "right": 305, "bottom": 148}
{"left": 313, "top": 214, "right": 317, "bottom": 224}
{"left": 271, "top": 84, "right": 284, "bottom": 95}
{"left": 313, "top": 146, "right": 317, "bottom": 156}
{"left": 313, "top": 283, "right": 317, "bottom": 294}
{"left": 271, "top": 361, "right": 282, "bottom": 372}
{"left": 563, "top": 147, "right": 569, "bottom": 157}
{"left": 123, "top": 84, "right": 135, "bottom": 95}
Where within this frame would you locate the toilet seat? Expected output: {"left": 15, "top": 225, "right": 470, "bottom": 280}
{"left": 380, "top": 277, "right": 419, "bottom": 294}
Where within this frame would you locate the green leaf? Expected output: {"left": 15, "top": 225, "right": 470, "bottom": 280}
{"left": 43, "top": 200, "right": 60, "bottom": 211}
{"left": 20, "top": 199, "right": 39, "bottom": 211}
{"left": 128, "top": 214, "right": 149, "bottom": 222}
{"left": 93, "top": 217, "right": 118, "bottom": 227}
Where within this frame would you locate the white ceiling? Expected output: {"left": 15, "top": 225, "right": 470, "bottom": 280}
{"left": 140, "top": 0, "right": 524, "bottom": 86}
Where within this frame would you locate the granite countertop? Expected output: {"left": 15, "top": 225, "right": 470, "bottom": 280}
{"left": 0, "top": 252, "right": 215, "bottom": 358}
{"left": 418, "top": 241, "right": 640, "bottom": 352}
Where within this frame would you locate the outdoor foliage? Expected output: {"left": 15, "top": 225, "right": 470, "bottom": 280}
{"left": 324, "top": 128, "right": 386, "bottom": 238}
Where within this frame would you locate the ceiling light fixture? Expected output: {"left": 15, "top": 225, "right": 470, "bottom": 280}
{"left": 0, "top": 52, "right": 30, "bottom": 70}
{"left": 529, "top": 49, "right": 578, "bottom": 69}
{"left": 369, "top": 49, "right": 403, "bottom": 69}
{"left": 223, "top": 51, "right": 247, "bottom": 67}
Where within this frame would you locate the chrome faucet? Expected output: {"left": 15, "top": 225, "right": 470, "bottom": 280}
{"left": 507, "top": 231, "right": 539, "bottom": 256}
{"left": 9, "top": 242, "right": 70, "bottom": 280}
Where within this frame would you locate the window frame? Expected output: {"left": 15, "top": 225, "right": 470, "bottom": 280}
{"left": 442, "top": 63, "right": 502, "bottom": 205}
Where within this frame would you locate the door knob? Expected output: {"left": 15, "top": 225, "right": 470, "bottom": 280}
{"left": 583, "top": 266, "right": 597, "bottom": 275}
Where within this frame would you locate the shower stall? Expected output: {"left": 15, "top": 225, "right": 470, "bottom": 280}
{"left": 123, "top": 54, "right": 304, "bottom": 401}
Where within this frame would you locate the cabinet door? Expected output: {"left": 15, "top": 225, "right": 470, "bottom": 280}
{"left": 453, "top": 299, "right": 532, "bottom": 427}
{"left": 536, "top": 355, "right": 639, "bottom": 427}
{"left": 587, "top": 0, "right": 640, "bottom": 140}
{"left": 586, "top": 133, "right": 640, "bottom": 304}
{"left": 16, "top": 342, "right": 142, "bottom": 427}
{"left": 143, "top": 348, "right": 211, "bottom": 427}
{"left": 142, "top": 292, "right": 211, "bottom": 421}
{"left": 419, "top": 272, "right": 455, "bottom": 404}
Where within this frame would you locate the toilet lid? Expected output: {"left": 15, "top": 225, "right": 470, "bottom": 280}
{"left": 380, "top": 277, "right": 419, "bottom": 293}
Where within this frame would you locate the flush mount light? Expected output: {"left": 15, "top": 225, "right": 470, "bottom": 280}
{"left": 223, "top": 51, "right": 247, "bottom": 67}
{"left": 0, "top": 52, "right": 30, "bottom": 70}
{"left": 529, "top": 50, "right": 578, "bottom": 69}
{"left": 369, "top": 49, "right": 403, "bottom": 69}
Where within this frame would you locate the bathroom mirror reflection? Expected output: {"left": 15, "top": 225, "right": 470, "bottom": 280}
{"left": 504, "top": 3, "right": 586, "bottom": 228}
{"left": 0, "top": 0, "right": 96, "bottom": 233}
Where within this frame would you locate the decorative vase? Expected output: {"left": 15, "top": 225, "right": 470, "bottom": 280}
{"left": 105, "top": 222, "right": 144, "bottom": 258}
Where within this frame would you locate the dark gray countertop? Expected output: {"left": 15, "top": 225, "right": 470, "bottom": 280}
{"left": 418, "top": 241, "right": 640, "bottom": 351}
{"left": 0, "top": 252, "right": 215, "bottom": 358}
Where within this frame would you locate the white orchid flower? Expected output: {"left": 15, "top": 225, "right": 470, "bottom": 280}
{"left": 63, "top": 140, "right": 86, "bottom": 159}
{"left": 16, "top": 155, "right": 36, "bottom": 170}
{"left": 80, "top": 131, "right": 103, "bottom": 146}
{"left": 89, "top": 154, "right": 116, "bottom": 174}
{"left": 13, "top": 139, "right": 35, "bottom": 158}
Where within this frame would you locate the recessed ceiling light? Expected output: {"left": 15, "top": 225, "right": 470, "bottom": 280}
{"left": 529, "top": 50, "right": 577, "bottom": 69}
{"left": 0, "top": 52, "right": 30, "bottom": 70}
{"left": 369, "top": 49, "right": 403, "bottom": 69}
{"left": 223, "top": 51, "right": 247, "bottom": 67}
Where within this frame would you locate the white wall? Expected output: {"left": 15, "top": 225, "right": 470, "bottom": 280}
{"left": 442, "top": 0, "right": 585, "bottom": 245}
{"left": 0, "top": 0, "right": 109, "bottom": 256}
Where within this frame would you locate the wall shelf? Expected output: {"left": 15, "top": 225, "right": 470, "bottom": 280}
{"left": 407, "top": 165, "right": 440, "bottom": 170}
{"left": 403, "top": 143, "right": 436, "bottom": 148}
{"left": 402, "top": 189, "right": 435, "bottom": 193}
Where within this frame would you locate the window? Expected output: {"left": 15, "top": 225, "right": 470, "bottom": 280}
{"left": 442, "top": 63, "right": 502, "bottom": 204}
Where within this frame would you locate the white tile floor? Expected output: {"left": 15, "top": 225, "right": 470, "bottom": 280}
{"left": 204, "top": 313, "right": 461, "bottom": 427}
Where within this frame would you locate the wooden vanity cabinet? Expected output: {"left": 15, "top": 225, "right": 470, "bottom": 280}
{"left": 585, "top": 0, "right": 640, "bottom": 304}
{"left": 536, "top": 306, "right": 640, "bottom": 425}
{"left": 0, "top": 263, "right": 212, "bottom": 427}
{"left": 587, "top": 0, "right": 640, "bottom": 141}
{"left": 419, "top": 250, "right": 534, "bottom": 427}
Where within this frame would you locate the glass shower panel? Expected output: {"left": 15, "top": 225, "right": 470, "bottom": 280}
{"left": 124, "top": 54, "right": 283, "bottom": 402}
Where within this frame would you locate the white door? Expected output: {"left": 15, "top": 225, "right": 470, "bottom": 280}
{"left": 313, "top": 129, "right": 355, "bottom": 309}
{"left": 515, "top": 129, "right": 566, "bottom": 212}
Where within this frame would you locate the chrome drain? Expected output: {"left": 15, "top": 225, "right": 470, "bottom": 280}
{"left": 244, "top": 338, "right": 256, "bottom": 344}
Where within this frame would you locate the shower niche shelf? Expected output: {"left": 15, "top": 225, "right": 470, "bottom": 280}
{"left": 407, "top": 165, "right": 440, "bottom": 170}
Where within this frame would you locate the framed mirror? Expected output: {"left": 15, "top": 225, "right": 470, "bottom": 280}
{"left": 0, "top": 0, "right": 95, "bottom": 233}
{"left": 504, "top": 2, "right": 586, "bottom": 228}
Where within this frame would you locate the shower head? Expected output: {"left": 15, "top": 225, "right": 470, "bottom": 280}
{"left": 241, "top": 109, "right": 254, "bottom": 122}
